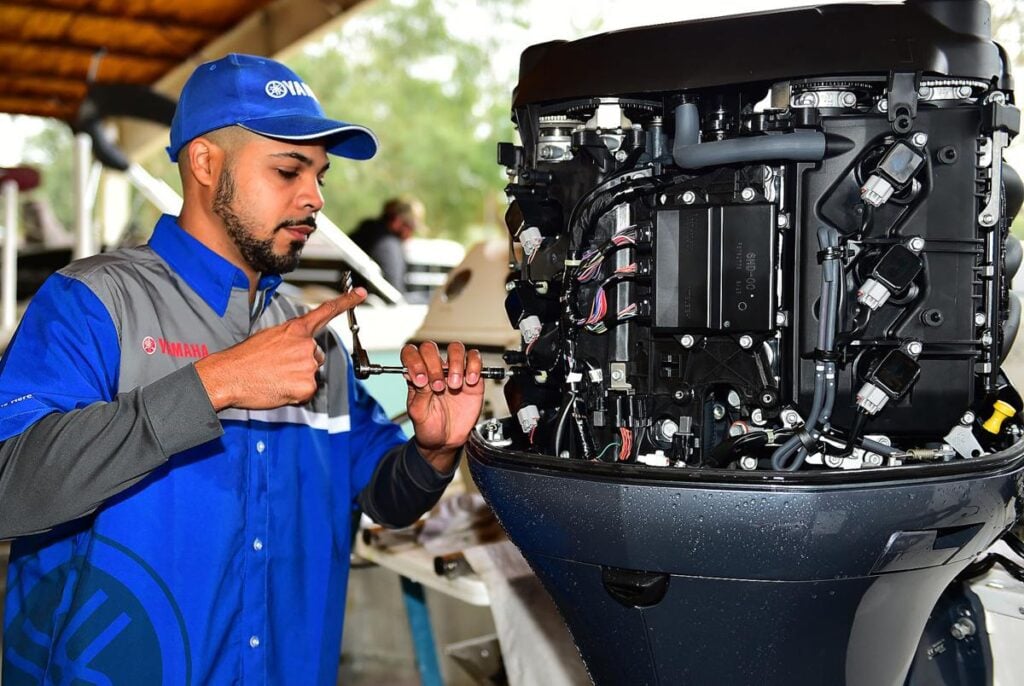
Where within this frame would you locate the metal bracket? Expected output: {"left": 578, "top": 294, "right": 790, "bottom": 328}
{"left": 977, "top": 132, "right": 1008, "bottom": 228}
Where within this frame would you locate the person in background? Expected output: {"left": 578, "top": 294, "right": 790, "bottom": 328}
{"left": 349, "top": 195, "right": 428, "bottom": 301}
{"left": 0, "top": 53, "right": 484, "bottom": 686}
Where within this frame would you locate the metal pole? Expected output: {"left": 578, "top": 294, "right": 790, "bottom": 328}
{"left": 2, "top": 178, "right": 18, "bottom": 333}
{"left": 73, "top": 132, "right": 96, "bottom": 259}
{"left": 126, "top": 163, "right": 182, "bottom": 216}
{"left": 399, "top": 576, "right": 443, "bottom": 686}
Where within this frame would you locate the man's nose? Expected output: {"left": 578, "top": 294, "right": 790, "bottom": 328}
{"left": 299, "top": 176, "right": 324, "bottom": 213}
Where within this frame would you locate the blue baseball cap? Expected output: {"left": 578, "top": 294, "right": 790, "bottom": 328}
{"left": 167, "top": 53, "right": 378, "bottom": 162}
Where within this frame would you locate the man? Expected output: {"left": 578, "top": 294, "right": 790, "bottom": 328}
{"left": 349, "top": 196, "right": 426, "bottom": 300}
{"left": 0, "top": 54, "right": 484, "bottom": 685}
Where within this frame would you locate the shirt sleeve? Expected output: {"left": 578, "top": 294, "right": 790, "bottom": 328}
{"left": 0, "top": 274, "right": 223, "bottom": 538}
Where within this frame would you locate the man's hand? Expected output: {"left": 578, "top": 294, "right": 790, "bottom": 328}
{"left": 402, "top": 341, "right": 485, "bottom": 473}
{"left": 195, "top": 288, "right": 367, "bottom": 411}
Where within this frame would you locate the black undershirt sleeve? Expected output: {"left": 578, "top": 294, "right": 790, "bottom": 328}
{"left": 357, "top": 440, "right": 457, "bottom": 528}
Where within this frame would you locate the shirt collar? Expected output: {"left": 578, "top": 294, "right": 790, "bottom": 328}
{"left": 149, "top": 214, "right": 283, "bottom": 317}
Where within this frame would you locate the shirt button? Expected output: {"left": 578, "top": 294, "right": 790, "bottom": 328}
{"left": 256, "top": 441, "right": 266, "bottom": 454}
{"left": 249, "top": 635, "right": 261, "bottom": 649}
{"left": 252, "top": 538, "right": 264, "bottom": 552}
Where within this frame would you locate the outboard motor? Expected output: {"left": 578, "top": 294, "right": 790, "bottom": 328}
{"left": 469, "top": 1, "right": 1024, "bottom": 684}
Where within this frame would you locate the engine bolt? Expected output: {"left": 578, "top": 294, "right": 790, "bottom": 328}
{"left": 782, "top": 409, "right": 801, "bottom": 426}
{"left": 911, "top": 132, "right": 929, "bottom": 148}
{"left": 825, "top": 455, "right": 844, "bottom": 469}
{"left": 681, "top": 190, "right": 697, "bottom": 205}
{"left": 878, "top": 99, "right": 889, "bottom": 113}
{"left": 611, "top": 369, "right": 624, "bottom": 381}
{"left": 908, "top": 236, "right": 925, "bottom": 252}
{"left": 840, "top": 92, "right": 857, "bottom": 108}
{"left": 739, "top": 456, "right": 758, "bottom": 471}
{"left": 658, "top": 419, "right": 679, "bottom": 441}
{"left": 680, "top": 334, "right": 696, "bottom": 348}
{"left": 739, "top": 335, "right": 754, "bottom": 349}
{"left": 906, "top": 341, "right": 923, "bottom": 356}
{"left": 975, "top": 313, "right": 987, "bottom": 326}
{"left": 740, "top": 187, "right": 756, "bottom": 202}
{"left": 777, "top": 214, "right": 790, "bottom": 228}
{"left": 751, "top": 409, "right": 766, "bottom": 425}
{"left": 950, "top": 618, "right": 976, "bottom": 640}
{"left": 961, "top": 411, "right": 976, "bottom": 426}
{"left": 981, "top": 213, "right": 995, "bottom": 226}
{"left": 673, "top": 390, "right": 687, "bottom": 401}
{"left": 712, "top": 403, "right": 727, "bottom": 421}
{"left": 956, "top": 85, "right": 973, "bottom": 99}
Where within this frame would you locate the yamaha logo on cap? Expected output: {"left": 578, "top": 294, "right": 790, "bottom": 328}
{"left": 264, "top": 79, "right": 318, "bottom": 101}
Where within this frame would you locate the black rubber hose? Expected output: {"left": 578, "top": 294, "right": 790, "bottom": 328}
{"left": 1002, "top": 292, "right": 1021, "bottom": 362}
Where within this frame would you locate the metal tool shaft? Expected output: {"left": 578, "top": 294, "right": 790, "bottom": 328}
{"left": 356, "top": 363, "right": 506, "bottom": 380}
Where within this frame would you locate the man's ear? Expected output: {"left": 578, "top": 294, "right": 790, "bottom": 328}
{"left": 185, "top": 137, "right": 221, "bottom": 189}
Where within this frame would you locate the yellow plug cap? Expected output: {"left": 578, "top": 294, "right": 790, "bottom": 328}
{"left": 982, "top": 400, "right": 1017, "bottom": 434}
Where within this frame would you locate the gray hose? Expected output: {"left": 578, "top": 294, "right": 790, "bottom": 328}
{"left": 772, "top": 226, "right": 841, "bottom": 470}
{"left": 672, "top": 101, "right": 827, "bottom": 170}
{"left": 861, "top": 437, "right": 899, "bottom": 457}
{"left": 673, "top": 103, "right": 700, "bottom": 149}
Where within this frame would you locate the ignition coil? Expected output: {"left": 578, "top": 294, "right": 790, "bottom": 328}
{"left": 860, "top": 139, "right": 926, "bottom": 207}
{"left": 855, "top": 341, "right": 923, "bottom": 415}
{"left": 857, "top": 237, "right": 925, "bottom": 310}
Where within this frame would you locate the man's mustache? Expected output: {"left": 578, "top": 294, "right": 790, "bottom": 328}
{"left": 276, "top": 217, "right": 318, "bottom": 231}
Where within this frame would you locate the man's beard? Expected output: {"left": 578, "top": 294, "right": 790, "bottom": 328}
{"left": 213, "top": 168, "right": 308, "bottom": 275}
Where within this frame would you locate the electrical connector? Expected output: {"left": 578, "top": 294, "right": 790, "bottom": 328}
{"left": 519, "top": 226, "right": 543, "bottom": 257}
{"left": 516, "top": 405, "right": 540, "bottom": 433}
{"left": 519, "top": 315, "right": 542, "bottom": 344}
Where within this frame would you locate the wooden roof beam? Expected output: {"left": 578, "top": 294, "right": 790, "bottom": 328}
{"left": 0, "top": 5, "right": 217, "bottom": 59}
{"left": 0, "top": 95, "right": 76, "bottom": 120}
{"left": 0, "top": 36, "right": 200, "bottom": 62}
{"left": 0, "top": 0, "right": 263, "bottom": 32}
{"left": 0, "top": 41, "right": 174, "bottom": 80}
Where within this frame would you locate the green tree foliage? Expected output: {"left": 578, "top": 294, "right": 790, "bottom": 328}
{"left": 290, "top": 0, "right": 524, "bottom": 243}
{"left": 11, "top": 118, "right": 74, "bottom": 232}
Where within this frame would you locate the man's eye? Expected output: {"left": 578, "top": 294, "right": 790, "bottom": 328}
{"left": 317, "top": 177, "right": 326, "bottom": 188}
{"left": 277, "top": 169, "right": 299, "bottom": 180}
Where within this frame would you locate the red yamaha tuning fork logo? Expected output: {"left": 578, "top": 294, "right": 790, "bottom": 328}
{"left": 142, "top": 336, "right": 157, "bottom": 355}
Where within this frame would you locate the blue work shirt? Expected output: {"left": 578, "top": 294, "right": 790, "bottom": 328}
{"left": 0, "top": 215, "right": 411, "bottom": 685}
